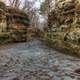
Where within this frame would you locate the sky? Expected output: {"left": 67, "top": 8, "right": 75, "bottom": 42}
{"left": 34, "top": 0, "right": 45, "bottom": 9}
{"left": 25, "top": 0, "right": 45, "bottom": 9}
{"left": 4, "top": 0, "right": 45, "bottom": 9}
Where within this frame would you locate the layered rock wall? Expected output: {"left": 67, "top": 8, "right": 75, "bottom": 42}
{"left": 48, "top": 0, "right": 80, "bottom": 42}
{"left": 44, "top": 0, "right": 80, "bottom": 55}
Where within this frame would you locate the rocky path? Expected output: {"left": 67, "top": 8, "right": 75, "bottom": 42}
{"left": 0, "top": 40, "right": 80, "bottom": 80}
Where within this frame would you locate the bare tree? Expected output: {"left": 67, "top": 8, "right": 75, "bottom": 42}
{"left": 9, "top": 0, "right": 21, "bottom": 8}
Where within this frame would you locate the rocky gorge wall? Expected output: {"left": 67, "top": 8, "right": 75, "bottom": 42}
{"left": 43, "top": 0, "right": 80, "bottom": 56}
{"left": 0, "top": 1, "right": 36, "bottom": 44}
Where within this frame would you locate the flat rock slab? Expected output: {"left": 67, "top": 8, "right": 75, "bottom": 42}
{"left": 0, "top": 40, "right": 80, "bottom": 80}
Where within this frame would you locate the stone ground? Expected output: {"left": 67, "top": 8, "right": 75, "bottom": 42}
{"left": 0, "top": 39, "right": 80, "bottom": 80}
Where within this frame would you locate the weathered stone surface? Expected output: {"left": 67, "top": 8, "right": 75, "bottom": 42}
{"left": 0, "top": 1, "right": 34, "bottom": 43}
{"left": 0, "top": 40, "right": 80, "bottom": 80}
{"left": 64, "top": 28, "right": 80, "bottom": 44}
{"left": 44, "top": 0, "right": 80, "bottom": 55}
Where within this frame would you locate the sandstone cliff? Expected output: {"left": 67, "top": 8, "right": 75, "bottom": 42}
{"left": 44, "top": 0, "right": 80, "bottom": 56}
{"left": 0, "top": 1, "right": 34, "bottom": 43}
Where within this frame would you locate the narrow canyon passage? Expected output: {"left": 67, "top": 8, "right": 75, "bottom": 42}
{"left": 0, "top": 40, "right": 80, "bottom": 80}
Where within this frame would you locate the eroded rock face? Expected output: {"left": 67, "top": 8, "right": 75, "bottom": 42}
{"left": 42, "top": 0, "right": 80, "bottom": 55}
{"left": 47, "top": 0, "right": 80, "bottom": 44}
{"left": 64, "top": 28, "right": 80, "bottom": 43}
{"left": 0, "top": 1, "right": 33, "bottom": 43}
